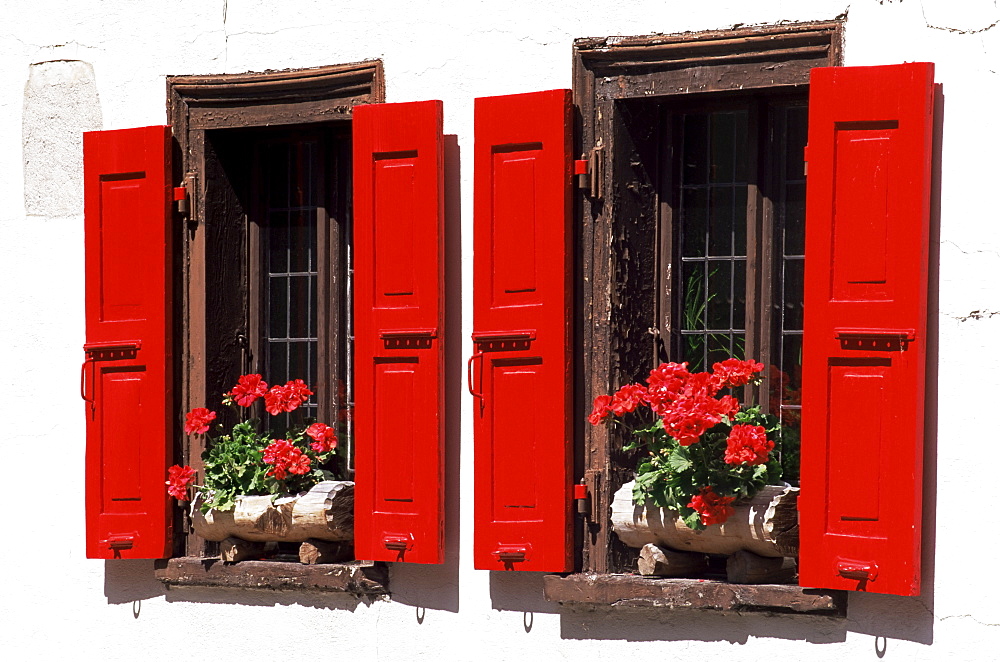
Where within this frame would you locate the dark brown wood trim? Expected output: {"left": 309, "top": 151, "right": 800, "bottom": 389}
{"left": 543, "top": 574, "right": 847, "bottom": 616}
{"left": 573, "top": 21, "right": 842, "bottom": 575}
{"left": 155, "top": 558, "right": 389, "bottom": 597}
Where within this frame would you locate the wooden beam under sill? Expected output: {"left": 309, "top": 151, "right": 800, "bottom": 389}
{"left": 154, "top": 557, "right": 389, "bottom": 597}
{"left": 543, "top": 573, "right": 847, "bottom": 616}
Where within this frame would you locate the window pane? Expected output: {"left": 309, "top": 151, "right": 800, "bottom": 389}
{"left": 782, "top": 258, "right": 804, "bottom": 331}
{"left": 708, "top": 187, "right": 734, "bottom": 255}
{"left": 706, "top": 259, "right": 732, "bottom": 330}
{"left": 733, "top": 186, "right": 748, "bottom": 255}
{"left": 681, "top": 188, "right": 708, "bottom": 257}
{"left": 710, "top": 112, "right": 736, "bottom": 183}
{"left": 732, "top": 258, "right": 746, "bottom": 329}
{"left": 682, "top": 114, "right": 709, "bottom": 185}
{"left": 681, "top": 261, "right": 706, "bottom": 331}
{"left": 784, "top": 182, "right": 805, "bottom": 255}
{"left": 289, "top": 210, "right": 314, "bottom": 273}
{"left": 268, "top": 275, "right": 287, "bottom": 339}
{"left": 267, "top": 211, "right": 289, "bottom": 275}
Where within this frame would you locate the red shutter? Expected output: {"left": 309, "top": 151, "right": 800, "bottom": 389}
{"left": 83, "top": 126, "right": 173, "bottom": 559}
{"left": 472, "top": 90, "right": 574, "bottom": 571}
{"left": 800, "top": 63, "right": 935, "bottom": 596}
{"left": 353, "top": 100, "right": 445, "bottom": 564}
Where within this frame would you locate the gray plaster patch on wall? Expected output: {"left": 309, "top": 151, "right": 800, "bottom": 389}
{"left": 22, "top": 60, "right": 102, "bottom": 217}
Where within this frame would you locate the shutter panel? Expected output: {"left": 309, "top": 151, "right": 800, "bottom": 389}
{"left": 472, "top": 90, "right": 574, "bottom": 571}
{"left": 800, "top": 63, "right": 934, "bottom": 596}
{"left": 83, "top": 125, "right": 173, "bottom": 559}
{"left": 353, "top": 100, "right": 445, "bottom": 564}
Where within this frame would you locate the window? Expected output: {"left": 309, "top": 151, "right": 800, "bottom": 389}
{"left": 84, "top": 62, "right": 447, "bottom": 589}
{"left": 543, "top": 21, "right": 935, "bottom": 605}
{"left": 166, "top": 64, "right": 381, "bottom": 560}
{"left": 571, "top": 22, "right": 842, "bottom": 577}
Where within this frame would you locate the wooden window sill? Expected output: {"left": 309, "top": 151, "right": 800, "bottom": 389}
{"left": 154, "top": 557, "right": 389, "bottom": 597}
{"left": 543, "top": 573, "right": 846, "bottom": 616}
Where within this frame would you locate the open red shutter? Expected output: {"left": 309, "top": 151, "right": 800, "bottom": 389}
{"left": 800, "top": 63, "right": 934, "bottom": 596}
{"left": 84, "top": 126, "right": 173, "bottom": 559}
{"left": 353, "top": 100, "right": 445, "bottom": 564}
{"left": 472, "top": 90, "right": 574, "bottom": 571}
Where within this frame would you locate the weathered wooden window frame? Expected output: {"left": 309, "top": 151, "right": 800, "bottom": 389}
{"left": 155, "top": 63, "right": 388, "bottom": 593}
{"left": 554, "top": 22, "right": 845, "bottom": 613}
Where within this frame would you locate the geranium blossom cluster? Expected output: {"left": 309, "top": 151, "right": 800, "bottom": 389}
{"left": 589, "top": 359, "right": 764, "bottom": 447}
{"left": 260, "top": 439, "right": 311, "bottom": 480}
{"left": 723, "top": 424, "right": 773, "bottom": 466}
{"left": 169, "top": 374, "right": 341, "bottom": 504}
{"left": 166, "top": 464, "right": 196, "bottom": 500}
{"left": 589, "top": 358, "right": 771, "bottom": 527}
{"left": 687, "top": 486, "right": 736, "bottom": 526}
{"left": 184, "top": 407, "right": 216, "bottom": 435}
{"left": 305, "top": 423, "right": 338, "bottom": 453}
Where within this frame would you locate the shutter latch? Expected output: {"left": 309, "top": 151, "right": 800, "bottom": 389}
{"left": 575, "top": 146, "right": 603, "bottom": 200}
{"left": 100, "top": 533, "right": 136, "bottom": 551}
{"left": 837, "top": 559, "right": 878, "bottom": 582}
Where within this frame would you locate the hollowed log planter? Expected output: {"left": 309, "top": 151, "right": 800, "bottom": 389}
{"left": 191, "top": 480, "right": 354, "bottom": 543}
{"left": 611, "top": 480, "right": 799, "bottom": 558}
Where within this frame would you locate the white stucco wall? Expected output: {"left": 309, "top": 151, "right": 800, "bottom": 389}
{"left": 2, "top": 0, "right": 999, "bottom": 659}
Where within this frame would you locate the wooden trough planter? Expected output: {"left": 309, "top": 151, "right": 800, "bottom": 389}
{"left": 611, "top": 480, "right": 799, "bottom": 583}
{"left": 191, "top": 480, "right": 355, "bottom": 564}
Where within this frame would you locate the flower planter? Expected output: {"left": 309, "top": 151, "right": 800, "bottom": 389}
{"left": 191, "top": 480, "right": 354, "bottom": 544}
{"left": 611, "top": 480, "right": 798, "bottom": 558}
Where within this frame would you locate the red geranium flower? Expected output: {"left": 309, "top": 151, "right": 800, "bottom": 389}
{"left": 712, "top": 358, "right": 765, "bottom": 388}
{"left": 228, "top": 374, "right": 268, "bottom": 407}
{"left": 264, "top": 380, "right": 314, "bottom": 415}
{"left": 688, "top": 486, "right": 736, "bottom": 526}
{"left": 305, "top": 423, "right": 338, "bottom": 453}
{"left": 260, "top": 439, "right": 312, "bottom": 480}
{"left": 184, "top": 407, "right": 217, "bottom": 435}
{"left": 166, "top": 464, "right": 196, "bottom": 500}
{"left": 609, "top": 383, "right": 648, "bottom": 416}
{"left": 587, "top": 394, "right": 613, "bottom": 425}
{"left": 724, "top": 424, "right": 774, "bottom": 466}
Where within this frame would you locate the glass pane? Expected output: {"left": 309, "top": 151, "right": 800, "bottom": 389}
{"left": 682, "top": 114, "right": 709, "bottom": 185}
{"left": 783, "top": 258, "right": 804, "bottom": 330}
{"left": 708, "top": 186, "right": 734, "bottom": 256}
{"left": 267, "top": 211, "right": 289, "bottom": 275}
{"left": 734, "top": 111, "right": 749, "bottom": 182}
{"left": 683, "top": 334, "right": 706, "bottom": 372}
{"left": 289, "top": 210, "right": 313, "bottom": 273}
{"left": 268, "top": 340, "right": 288, "bottom": 385}
{"left": 288, "top": 340, "right": 311, "bottom": 384}
{"left": 710, "top": 112, "right": 736, "bottom": 183}
{"left": 288, "top": 275, "right": 312, "bottom": 339}
{"left": 706, "top": 260, "right": 732, "bottom": 330}
{"left": 268, "top": 276, "right": 287, "bottom": 339}
{"left": 707, "top": 332, "right": 734, "bottom": 367}
{"left": 681, "top": 261, "right": 706, "bottom": 331}
{"left": 781, "top": 333, "right": 804, "bottom": 400}
{"left": 732, "top": 259, "right": 746, "bottom": 329}
{"left": 681, "top": 188, "right": 708, "bottom": 257}
{"left": 784, "top": 183, "right": 805, "bottom": 255}
{"left": 734, "top": 186, "right": 748, "bottom": 255}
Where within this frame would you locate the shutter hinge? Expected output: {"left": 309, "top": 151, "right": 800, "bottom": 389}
{"left": 174, "top": 172, "right": 197, "bottom": 221}
{"left": 575, "top": 145, "right": 604, "bottom": 201}
{"left": 803, "top": 144, "right": 810, "bottom": 177}
{"left": 576, "top": 470, "right": 602, "bottom": 522}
